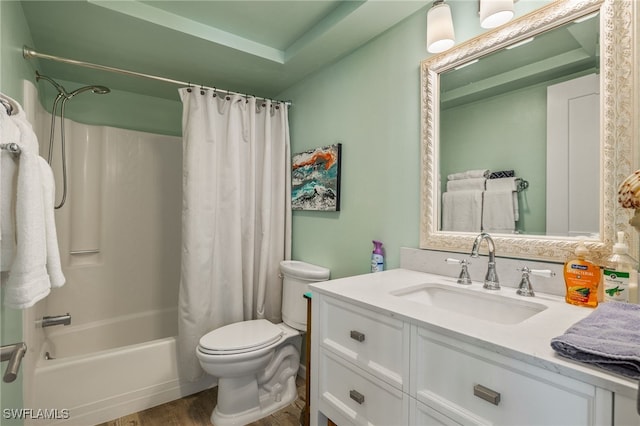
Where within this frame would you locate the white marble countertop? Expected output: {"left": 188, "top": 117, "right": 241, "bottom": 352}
{"left": 309, "top": 268, "right": 638, "bottom": 398}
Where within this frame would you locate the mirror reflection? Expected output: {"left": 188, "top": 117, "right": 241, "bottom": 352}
{"left": 438, "top": 12, "right": 600, "bottom": 237}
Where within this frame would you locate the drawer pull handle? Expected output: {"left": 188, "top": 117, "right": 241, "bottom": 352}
{"left": 350, "top": 330, "right": 365, "bottom": 342}
{"left": 474, "top": 384, "right": 501, "bottom": 406}
{"left": 349, "top": 389, "right": 365, "bottom": 404}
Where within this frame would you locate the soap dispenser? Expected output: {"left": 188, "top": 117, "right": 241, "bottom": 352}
{"left": 603, "top": 231, "right": 638, "bottom": 303}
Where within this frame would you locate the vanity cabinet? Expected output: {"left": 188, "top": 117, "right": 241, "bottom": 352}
{"left": 412, "top": 327, "right": 609, "bottom": 425}
{"left": 311, "top": 293, "right": 625, "bottom": 426}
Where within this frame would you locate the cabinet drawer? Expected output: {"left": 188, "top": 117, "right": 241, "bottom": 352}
{"left": 413, "top": 327, "right": 599, "bottom": 426}
{"left": 319, "top": 296, "right": 409, "bottom": 390}
{"left": 319, "top": 349, "right": 408, "bottom": 426}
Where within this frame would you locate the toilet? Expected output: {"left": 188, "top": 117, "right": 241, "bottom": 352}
{"left": 196, "top": 260, "right": 330, "bottom": 426}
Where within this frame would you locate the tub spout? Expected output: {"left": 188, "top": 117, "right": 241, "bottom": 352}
{"left": 1, "top": 342, "right": 27, "bottom": 383}
{"left": 42, "top": 313, "right": 71, "bottom": 328}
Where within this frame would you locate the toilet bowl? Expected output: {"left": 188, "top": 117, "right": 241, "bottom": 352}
{"left": 196, "top": 260, "right": 330, "bottom": 426}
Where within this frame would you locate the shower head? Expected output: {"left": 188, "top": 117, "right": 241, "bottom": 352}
{"left": 67, "top": 85, "right": 110, "bottom": 98}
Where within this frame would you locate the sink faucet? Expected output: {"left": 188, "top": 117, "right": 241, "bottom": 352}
{"left": 471, "top": 232, "right": 500, "bottom": 290}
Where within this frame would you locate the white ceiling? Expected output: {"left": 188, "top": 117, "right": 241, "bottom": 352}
{"left": 20, "top": 0, "right": 429, "bottom": 100}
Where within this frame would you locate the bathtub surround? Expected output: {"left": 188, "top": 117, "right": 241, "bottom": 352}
{"left": 20, "top": 82, "right": 202, "bottom": 426}
{"left": 178, "top": 90, "right": 292, "bottom": 381}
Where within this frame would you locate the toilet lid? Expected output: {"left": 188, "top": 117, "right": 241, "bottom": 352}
{"left": 199, "top": 319, "right": 283, "bottom": 354}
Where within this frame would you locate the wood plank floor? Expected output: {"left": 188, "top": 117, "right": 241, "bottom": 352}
{"left": 98, "top": 376, "right": 305, "bottom": 426}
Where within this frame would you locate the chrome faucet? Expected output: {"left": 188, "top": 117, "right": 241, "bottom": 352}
{"left": 471, "top": 232, "right": 500, "bottom": 290}
{"left": 41, "top": 313, "right": 71, "bottom": 328}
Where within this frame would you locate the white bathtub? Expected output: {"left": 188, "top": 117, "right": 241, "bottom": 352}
{"left": 24, "top": 308, "right": 215, "bottom": 426}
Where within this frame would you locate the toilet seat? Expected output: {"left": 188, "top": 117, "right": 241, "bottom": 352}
{"left": 198, "top": 319, "right": 284, "bottom": 355}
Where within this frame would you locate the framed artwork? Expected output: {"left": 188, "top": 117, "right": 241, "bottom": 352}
{"left": 291, "top": 143, "right": 342, "bottom": 211}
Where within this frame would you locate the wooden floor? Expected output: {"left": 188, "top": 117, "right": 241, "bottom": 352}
{"left": 98, "top": 376, "right": 305, "bottom": 426}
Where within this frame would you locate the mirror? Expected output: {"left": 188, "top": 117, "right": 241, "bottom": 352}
{"left": 420, "top": 0, "right": 637, "bottom": 262}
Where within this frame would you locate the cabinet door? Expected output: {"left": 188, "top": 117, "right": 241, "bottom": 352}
{"left": 318, "top": 349, "right": 408, "bottom": 426}
{"left": 318, "top": 296, "right": 409, "bottom": 391}
{"left": 412, "top": 327, "right": 605, "bottom": 426}
{"left": 410, "top": 397, "right": 467, "bottom": 426}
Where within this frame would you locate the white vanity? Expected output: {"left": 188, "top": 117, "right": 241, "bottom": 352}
{"left": 309, "top": 266, "right": 639, "bottom": 426}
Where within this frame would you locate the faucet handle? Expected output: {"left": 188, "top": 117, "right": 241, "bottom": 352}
{"left": 516, "top": 267, "right": 555, "bottom": 297}
{"left": 445, "top": 258, "right": 472, "bottom": 285}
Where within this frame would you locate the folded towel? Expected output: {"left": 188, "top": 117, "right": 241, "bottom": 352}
{"left": 441, "top": 190, "right": 483, "bottom": 232}
{"left": 446, "top": 177, "right": 486, "bottom": 192}
{"left": 485, "top": 177, "right": 518, "bottom": 191}
{"left": 447, "top": 169, "right": 490, "bottom": 181}
{"left": 482, "top": 190, "right": 516, "bottom": 233}
{"left": 550, "top": 302, "right": 640, "bottom": 379}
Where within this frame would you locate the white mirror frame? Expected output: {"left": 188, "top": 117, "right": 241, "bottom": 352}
{"left": 420, "top": 0, "right": 637, "bottom": 262}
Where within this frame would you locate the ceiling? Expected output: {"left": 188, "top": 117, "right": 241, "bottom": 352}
{"left": 20, "top": 0, "right": 429, "bottom": 101}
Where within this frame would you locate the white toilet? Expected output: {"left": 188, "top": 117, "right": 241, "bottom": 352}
{"left": 196, "top": 260, "right": 330, "bottom": 426}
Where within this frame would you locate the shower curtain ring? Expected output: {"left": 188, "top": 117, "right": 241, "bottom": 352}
{"left": 186, "top": 82, "right": 192, "bottom": 93}
{"left": 200, "top": 85, "right": 205, "bottom": 95}
{"left": 212, "top": 87, "right": 217, "bottom": 97}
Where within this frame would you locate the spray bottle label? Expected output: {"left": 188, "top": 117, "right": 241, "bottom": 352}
{"left": 371, "top": 254, "right": 384, "bottom": 273}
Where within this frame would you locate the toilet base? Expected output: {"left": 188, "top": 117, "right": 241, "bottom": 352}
{"left": 211, "top": 375, "right": 298, "bottom": 426}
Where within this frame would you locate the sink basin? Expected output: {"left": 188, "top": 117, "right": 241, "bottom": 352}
{"left": 391, "top": 283, "right": 547, "bottom": 325}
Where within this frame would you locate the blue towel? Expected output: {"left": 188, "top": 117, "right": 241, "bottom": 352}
{"left": 550, "top": 302, "right": 640, "bottom": 379}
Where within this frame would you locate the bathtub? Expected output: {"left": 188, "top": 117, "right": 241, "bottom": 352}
{"left": 24, "top": 308, "right": 215, "bottom": 426}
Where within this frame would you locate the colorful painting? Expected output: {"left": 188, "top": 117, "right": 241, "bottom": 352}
{"left": 292, "top": 144, "right": 342, "bottom": 211}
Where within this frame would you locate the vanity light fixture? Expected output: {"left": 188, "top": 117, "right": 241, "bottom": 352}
{"left": 480, "top": 0, "right": 515, "bottom": 29}
{"left": 427, "top": 0, "right": 455, "bottom": 54}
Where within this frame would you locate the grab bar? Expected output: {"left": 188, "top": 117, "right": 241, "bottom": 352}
{"left": 1, "top": 342, "right": 27, "bottom": 383}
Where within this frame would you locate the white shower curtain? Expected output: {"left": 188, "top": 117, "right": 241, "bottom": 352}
{"left": 178, "top": 89, "right": 291, "bottom": 381}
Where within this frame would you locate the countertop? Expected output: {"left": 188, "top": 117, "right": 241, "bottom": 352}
{"left": 309, "top": 268, "right": 638, "bottom": 398}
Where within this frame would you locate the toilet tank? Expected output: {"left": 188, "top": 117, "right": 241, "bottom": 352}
{"left": 280, "top": 260, "right": 330, "bottom": 331}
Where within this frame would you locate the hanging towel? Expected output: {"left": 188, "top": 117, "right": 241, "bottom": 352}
{"left": 482, "top": 191, "right": 516, "bottom": 233}
{"left": 0, "top": 111, "right": 20, "bottom": 271}
{"left": 550, "top": 302, "right": 640, "bottom": 379}
{"left": 1, "top": 93, "right": 65, "bottom": 308}
{"left": 442, "top": 190, "right": 483, "bottom": 232}
{"left": 446, "top": 177, "right": 486, "bottom": 192}
{"left": 447, "top": 169, "right": 490, "bottom": 181}
{"left": 485, "top": 176, "right": 520, "bottom": 222}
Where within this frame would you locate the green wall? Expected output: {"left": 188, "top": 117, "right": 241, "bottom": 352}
{"left": 280, "top": 1, "right": 551, "bottom": 277}
{"left": 0, "top": 1, "right": 36, "bottom": 423}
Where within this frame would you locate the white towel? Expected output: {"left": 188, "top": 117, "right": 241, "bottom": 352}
{"left": 442, "top": 190, "right": 483, "bottom": 232}
{"left": 1, "top": 96, "right": 65, "bottom": 309}
{"left": 486, "top": 177, "right": 520, "bottom": 221}
{"left": 446, "top": 177, "right": 486, "bottom": 192}
{"left": 483, "top": 190, "right": 516, "bottom": 233}
{"left": 447, "top": 169, "right": 490, "bottom": 181}
{"left": 0, "top": 114, "right": 20, "bottom": 271}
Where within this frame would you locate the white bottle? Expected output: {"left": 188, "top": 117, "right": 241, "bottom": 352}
{"left": 603, "top": 232, "right": 638, "bottom": 303}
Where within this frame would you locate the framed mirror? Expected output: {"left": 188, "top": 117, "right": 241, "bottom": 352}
{"left": 420, "top": 0, "right": 637, "bottom": 262}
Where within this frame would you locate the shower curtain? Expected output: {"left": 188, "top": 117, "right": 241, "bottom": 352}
{"left": 178, "top": 89, "right": 291, "bottom": 381}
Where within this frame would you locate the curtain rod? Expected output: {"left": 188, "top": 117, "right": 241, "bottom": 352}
{"left": 23, "top": 46, "right": 291, "bottom": 106}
